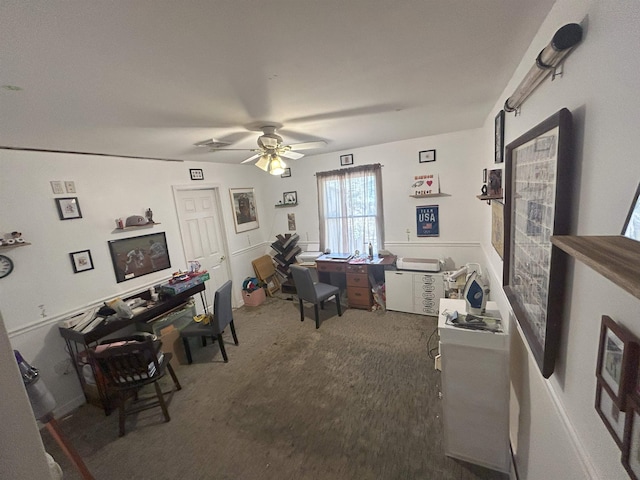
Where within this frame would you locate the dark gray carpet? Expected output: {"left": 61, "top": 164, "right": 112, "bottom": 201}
{"left": 42, "top": 295, "right": 508, "bottom": 480}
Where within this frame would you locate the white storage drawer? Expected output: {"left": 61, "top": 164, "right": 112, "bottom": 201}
{"left": 386, "top": 270, "right": 443, "bottom": 316}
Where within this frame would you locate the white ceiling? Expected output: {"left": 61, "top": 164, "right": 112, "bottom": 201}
{"left": 0, "top": 0, "right": 555, "bottom": 164}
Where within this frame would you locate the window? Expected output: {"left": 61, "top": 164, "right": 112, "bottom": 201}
{"left": 317, "top": 164, "right": 384, "bottom": 254}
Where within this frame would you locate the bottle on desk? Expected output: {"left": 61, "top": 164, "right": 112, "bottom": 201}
{"left": 368, "top": 242, "right": 373, "bottom": 259}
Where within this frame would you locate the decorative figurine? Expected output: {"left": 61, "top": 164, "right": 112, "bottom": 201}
{"left": 145, "top": 208, "right": 154, "bottom": 223}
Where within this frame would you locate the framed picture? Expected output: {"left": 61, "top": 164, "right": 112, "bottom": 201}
{"left": 283, "top": 191, "right": 297, "bottom": 205}
{"left": 491, "top": 201, "right": 504, "bottom": 259}
{"left": 596, "top": 379, "right": 626, "bottom": 448}
{"left": 55, "top": 197, "right": 82, "bottom": 220}
{"left": 190, "top": 168, "right": 204, "bottom": 180}
{"left": 280, "top": 167, "right": 291, "bottom": 178}
{"left": 416, "top": 205, "right": 439, "bottom": 237}
{"left": 287, "top": 213, "right": 296, "bottom": 231}
{"left": 495, "top": 109, "right": 505, "bottom": 163}
{"left": 340, "top": 154, "right": 354, "bottom": 166}
{"left": 69, "top": 249, "right": 94, "bottom": 273}
{"left": 597, "top": 315, "right": 639, "bottom": 410}
{"left": 623, "top": 395, "right": 640, "bottom": 480}
{"left": 108, "top": 232, "right": 171, "bottom": 283}
{"left": 419, "top": 149, "right": 436, "bottom": 163}
{"left": 488, "top": 169, "right": 503, "bottom": 197}
{"left": 503, "top": 108, "right": 574, "bottom": 378}
{"left": 229, "top": 187, "right": 259, "bottom": 233}
{"left": 622, "top": 181, "right": 640, "bottom": 241}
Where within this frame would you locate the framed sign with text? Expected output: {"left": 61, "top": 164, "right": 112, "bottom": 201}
{"left": 416, "top": 205, "right": 439, "bottom": 237}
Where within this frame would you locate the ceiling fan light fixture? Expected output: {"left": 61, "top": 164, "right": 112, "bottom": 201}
{"left": 268, "top": 155, "right": 286, "bottom": 175}
{"left": 255, "top": 154, "right": 270, "bottom": 171}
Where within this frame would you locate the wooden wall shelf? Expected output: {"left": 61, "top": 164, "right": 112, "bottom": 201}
{"left": 409, "top": 193, "right": 449, "bottom": 198}
{"left": 112, "top": 222, "right": 160, "bottom": 233}
{"left": 275, "top": 203, "right": 298, "bottom": 208}
{"left": 551, "top": 235, "right": 640, "bottom": 300}
{"left": 476, "top": 195, "right": 503, "bottom": 201}
{"left": 0, "top": 242, "right": 31, "bottom": 250}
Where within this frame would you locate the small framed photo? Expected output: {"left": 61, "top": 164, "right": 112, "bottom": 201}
{"left": 340, "top": 154, "right": 354, "bottom": 166}
{"left": 55, "top": 197, "right": 82, "bottom": 220}
{"left": 495, "top": 109, "right": 505, "bottom": 163}
{"left": 70, "top": 249, "right": 94, "bottom": 273}
{"left": 419, "top": 149, "right": 436, "bottom": 163}
{"left": 280, "top": 167, "right": 291, "bottom": 178}
{"left": 190, "top": 168, "right": 204, "bottom": 180}
{"left": 623, "top": 395, "right": 640, "bottom": 479}
{"left": 597, "top": 315, "right": 639, "bottom": 410}
{"left": 483, "top": 168, "right": 488, "bottom": 183}
{"left": 596, "top": 379, "right": 627, "bottom": 448}
{"left": 283, "top": 191, "right": 297, "bottom": 205}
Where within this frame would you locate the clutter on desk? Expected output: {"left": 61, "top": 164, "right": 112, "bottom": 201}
{"left": 162, "top": 270, "right": 210, "bottom": 295}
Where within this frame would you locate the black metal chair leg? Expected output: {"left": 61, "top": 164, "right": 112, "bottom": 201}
{"left": 335, "top": 293, "right": 342, "bottom": 316}
{"left": 314, "top": 304, "right": 320, "bottom": 329}
{"left": 229, "top": 320, "right": 239, "bottom": 345}
{"left": 299, "top": 298, "right": 305, "bottom": 322}
{"left": 182, "top": 337, "right": 193, "bottom": 364}
{"left": 217, "top": 334, "right": 228, "bottom": 362}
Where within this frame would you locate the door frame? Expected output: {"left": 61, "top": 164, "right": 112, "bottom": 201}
{"left": 171, "top": 184, "right": 232, "bottom": 311}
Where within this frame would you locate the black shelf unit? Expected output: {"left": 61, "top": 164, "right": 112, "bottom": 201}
{"left": 271, "top": 234, "right": 301, "bottom": 293}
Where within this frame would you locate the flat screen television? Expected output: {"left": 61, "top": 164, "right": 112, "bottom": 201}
{"left": 108, "top": 232, "right": 171, "bottom": 283}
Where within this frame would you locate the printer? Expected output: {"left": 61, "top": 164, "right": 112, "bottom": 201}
{"left": 396, "top": 257, "right": 441, "bottom": 272}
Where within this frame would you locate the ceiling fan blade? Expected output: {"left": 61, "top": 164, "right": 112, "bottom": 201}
{"left": 287, "top": 141, "right": 327, "bottom": 150}
{"left": 280, "top": 151, "right": 304, "bottom": 160}
{"left": 241, "top": 153, "right": 261, "bottom": 164}
{"left": 194, "top": 138, "right": 232, "bottom": 148}
{"left": 209, "top": 148, "right": 259, "bottom": 152}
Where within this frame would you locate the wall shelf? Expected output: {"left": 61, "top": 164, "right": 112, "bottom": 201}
{"left": 0, "top": 242, "right": 31, "bottom": 250}
{"left": 476, "top": 195, "right": 503, "bottom": 201}
{"left": 409, "top": 193, "right": 449, "bottom": 198}
{"left": 551, "top": 235, "right": 640, "bottom": 300}
{"left": 112, "top": 222, "right": 161, "bottom": 233}
{"left": 275, "top": 203, "right": 298, "bottom": 208}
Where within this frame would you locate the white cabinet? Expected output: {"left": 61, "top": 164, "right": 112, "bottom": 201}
{"left": 438, "top": 299, "right": 510, "bottom": 473}
{"left": 386, "top": 270, "right": 444, "bottom": 316}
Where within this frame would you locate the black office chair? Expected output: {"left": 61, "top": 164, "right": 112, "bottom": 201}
{"left": 290, "top": 264, "right": 342, "bottom": 329}
{"left": 91, "top": 335, "right": 181, "bottom": 437}
{"left": 180, "top": 280, "right": 238, "bottom": 364}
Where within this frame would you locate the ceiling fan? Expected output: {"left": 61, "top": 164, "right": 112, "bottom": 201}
{"left": 195, "top": 123, "right": 327, "bottom": 175}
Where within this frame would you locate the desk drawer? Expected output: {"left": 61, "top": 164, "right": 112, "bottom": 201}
{"left": 346, "top": 264, "right": 368, "bottom": 275}
{"left": 347, "top": 273, "right": 369, "bottom": 288}
{"left": 347, "top": 286, "right": 372, "bottom": 307}
{"left": 316, "top": 262, "right": 346, "bottom": 273}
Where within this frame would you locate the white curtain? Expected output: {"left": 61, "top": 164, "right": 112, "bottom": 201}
{"left": 317, "top": 164, "right": 384, "bottom": 254}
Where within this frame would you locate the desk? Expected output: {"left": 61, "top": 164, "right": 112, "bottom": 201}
{"left": 315, "top": 255, "right": 397, "bottom": 310}
{"left": 58, "top": 282, "right": 206, "bottom": 413}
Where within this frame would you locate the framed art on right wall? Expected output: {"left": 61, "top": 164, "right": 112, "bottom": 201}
{"left": 503, "top": 108, "right": 574, "bottom": 378}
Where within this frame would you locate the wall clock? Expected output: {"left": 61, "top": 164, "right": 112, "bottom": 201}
{"left": 0, "top": 255, "right": 14, "bottom": 278}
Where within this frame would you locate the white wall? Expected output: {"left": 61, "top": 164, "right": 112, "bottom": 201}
{"left": 479, "top": 1, "right": 640, "bottom": 478}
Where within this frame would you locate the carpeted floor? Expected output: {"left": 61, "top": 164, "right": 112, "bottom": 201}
{"left": 42, "top": 294, "right": 509, "bottom": 480}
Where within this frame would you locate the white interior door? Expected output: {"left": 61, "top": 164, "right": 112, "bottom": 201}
{"left": 174, "top": 187, "right": 231, "bottom": 313}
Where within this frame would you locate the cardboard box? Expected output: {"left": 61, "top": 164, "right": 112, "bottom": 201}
{"left": 242, "top": 288, "right": 266, "bottom": 307}
{"left": 159, "top": 325, "right": 188, "bottom": 365}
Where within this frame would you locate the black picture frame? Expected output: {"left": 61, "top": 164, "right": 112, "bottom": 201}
{"left": 595, "top": 378, "right": 627, "bottom": 448}
{"left": 503, "top": 108, "right": 573, "bottom": 378}
{"left": 69, "top": 249, "right": 94, "bottom": 273}
{"left": 623, "top": 394, "right": 640, "bottom": 480}
{"left": 190, "top": 168, "right": 204, "bottom": 180}
{"left": 280, "top": 167, "right": 291, "bottom": 178}
{"left": 340, "top": 154, "right": 354, "bottom": 166}
{"left": 283, "top": 191, "right": 297, "bottom": 205}
{"left": 596, "top": 315, "right": 639, "bottom": 411}
{"left": 419, "top": 149, "right": 436, "bottom": 163}
{"left": 55, "top": 197, "right": 82, "bottom": 220}
{"left": 495, "top": 109, "right": 505, "bottom": 163}
{"left": 108, "top": 232, "right": 171, "bottom": 283}
{"left": 622, "top": 181, "right": 640, "bottom": 241}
